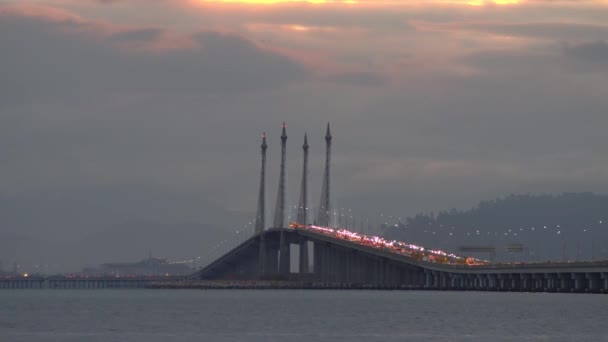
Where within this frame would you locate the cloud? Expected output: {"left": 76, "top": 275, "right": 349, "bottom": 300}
{"left": 0, "top": 9, "right": 307, "bottom": 107}
{"left": 562, "top": 40, "right": 608, "bottom": 69}
{"left": 109, "top": 27, "right": 165, "bottom": 42}
{"left": 326, "top": 71, "right": 389, "bottom": 87}
{"left": 419, "top": 21, "right": 608, "bottom": 42}
{"left": 2, "top": 0, "right": 608, "bottom": 272}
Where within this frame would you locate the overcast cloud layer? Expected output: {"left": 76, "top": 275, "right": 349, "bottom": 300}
{"left": 1, "top": 0, "right": 607, "bottom": 271}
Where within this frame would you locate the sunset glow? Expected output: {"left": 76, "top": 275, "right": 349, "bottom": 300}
{"left": 465, "top": 0, "right": 519, "bottom": 6}
{"left": 193, "top": 0, "right": 520, "bottom": 5}
{"left": 195, "top": 0, "right": 330, "bottom": 4}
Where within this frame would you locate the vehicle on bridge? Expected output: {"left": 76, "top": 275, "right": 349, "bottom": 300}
{"left": 289, "top": 222, "right": 489, "bottom": 266}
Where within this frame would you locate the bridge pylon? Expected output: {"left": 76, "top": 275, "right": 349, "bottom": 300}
{"left": 273, "top": 123, "right": 290, "bottom": 275}
{"left": 317, "top": 123, "right": 332, "bottom": 227}
{"left": 254, "top": 133, "right": 267, "bottom": 234}
{"left": 297, "top": 133, "right": 310, "bottom": 273}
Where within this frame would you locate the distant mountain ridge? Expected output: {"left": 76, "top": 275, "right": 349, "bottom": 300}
{"left": 385, "top": 192, "right": 608, "bottom": 262}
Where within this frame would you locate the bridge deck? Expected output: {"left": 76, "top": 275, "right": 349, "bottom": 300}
{"left": 194, "top": 228, "right": 608, "bottom": 293}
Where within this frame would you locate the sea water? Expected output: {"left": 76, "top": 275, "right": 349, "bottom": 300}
{"left": 1, "top": 289, "right": 607, "bottom": 341}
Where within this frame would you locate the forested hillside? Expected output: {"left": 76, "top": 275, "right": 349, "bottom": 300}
{"left": 384, "top": 193, "right": 608, "bottom": 262}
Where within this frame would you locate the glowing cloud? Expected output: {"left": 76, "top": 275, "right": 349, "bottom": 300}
{"left": 464, "top": 0, "right": 519, "bottom": 6}
{"left": 194, "top": 0, "right": 330, "bottom": 4}
{"left": 192, "top": 0, "right": 522, "bottom": 5}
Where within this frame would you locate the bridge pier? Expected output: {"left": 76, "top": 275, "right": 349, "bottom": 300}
{"left": 586, "top": 273, "right": 600, "bottom": 293}
{"left": 497, "top": 274, "right": 506, "bottom": 291}
{"left": 519, "top": 274, "right": 526, "bottom": 291}
{"left": 535, "top": 274, "right": 546, "bottom": 291}
{"left": 259, "top": 235, "right": 267, "bottom": 277}
{"left": 437, "top": 273, "right": 445, "bottom": 290}
{"left": 279, "top": 231, "right": 290, "bottom": 275}
{"left": 330, "top": 245, "right": 338, "bottom": 283}
{"left": 468, "top": 275, "right": 474, "bottom": 290}
{"left": 474, "top": 275, "right": 481, "bottom": 290}
{"left": 484, "top": 274, "right": 492, "bottom": 290}
{"left": 313, "top": 241, "right": 321, "bottom": 279}
{"left": 601, "top": 273, "right": 608, "bottom": 293}
{"left": 299, "top": 239, "right": 309, "bottom": 274}
{"left": 511, "top": 274, "right": 520, "bottom": 291}
{"left": 558, "top": 273, "right": 570, "bottom": 292}
{"left": 485, "top": 274, "right": 494, "bottom": 290}
{"left": 450, "top": 274, "right": 459, "bottom": 290}
{"left": 267, "top": 245, "right": 279, "bottom": 276}
{"left": 544, "top": 273, "right": 557, "bottom": 292}
{"left": 573, "top": 273, "right": 585, "bottom": 292}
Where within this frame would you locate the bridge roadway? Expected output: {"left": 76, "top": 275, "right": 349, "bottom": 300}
{"left": 196, "top": 228, "right": 608, "bottom": 293}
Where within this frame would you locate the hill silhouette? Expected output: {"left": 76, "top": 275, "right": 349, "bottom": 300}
{"left": 384, "top": 192, "right": 608, "bottom": 262}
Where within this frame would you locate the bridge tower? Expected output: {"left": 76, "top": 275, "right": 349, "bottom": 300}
{"left": 256, "top": 133, "right": 268, "bottom": 276}
{"left": 297, "top": 133, "right": 310, "bottom": 273}
{"left": 274, "top": 123, "right": 290, "bottom": 274}
{"left": 254, "top": 133, "right": 268, "bottom": 234}
{"left": 273, "top": 123, "right": 288, "bottom": 229}
{"left": 317, "top": 123, "right": 332, "bottom": 227}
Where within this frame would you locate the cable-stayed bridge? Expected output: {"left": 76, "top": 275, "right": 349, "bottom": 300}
{"left": 5, "top": 123, "right": 607, "bottom": 292}
{"left": 190, "top": 123, "right": 608, "bottom": 293}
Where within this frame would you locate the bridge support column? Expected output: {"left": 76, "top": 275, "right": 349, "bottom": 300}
{"left": 332, "top": 247, "right": 340, "bottom": 283}
{"left": 485, "top": 275, "right": 492, "bottom": 290}
{"left": 299, "top": 240, "right": 309, "bottom": 274}
{"left": 258, "top": 235, "right": 267, "bottom": 277}
{"left": 377, "top": 259, "right": 385, "bottom": 288}
{"left": 498, "top": 274, "right": 507, "bottom": 291}
{"left": 485, "top": 274, "right": 494, "bottom": 291}
{"left": 520, "top": 274, "right": 529, "bottom": 291}
{"left": 510, "top": 274, "right": 520, "bottom": 291}
{"left": 505, "top": 274, "right": 513, "bottom": 291}
{"left": 586, "top": 273, "right": 600, "bottom": 293}
{"left": 572, "top": 273, "right": 585, "bottom": 292}
{"left": 531, "top": 273, "right": 544, "bottom": 292}
{"left": 344, "top": 251, "right": 352, "bottom": 284}
{"left": 544, "top": 274, "right": 556, "bottom": 292}
{"left": 330, "top": 245, "right": 338, "bottom": 283}
{"left": 450, "top": 274, "right": 457, "bottom": 290}
{"left": 279, "top": 231, "right": 290, "bottom": 276}
{"left": 557, "top": 273, "right": 571, "bottom": 292}
{"left": 322, "top": 243, "right": 330, "bottom": 282}
{"left": 313, "top": 242, "right": 322, "bottom": 280}
{"left": 468, "top": 274, "right": 475, "bottom": 290}
{"left": 457, "top": 274, "right": 465, "bottom": 290}
{"left": 424, "top": 271, "right": 432, "bottom": 289}
{"left": 475, "top": 275, "right": 484, "bottom": 290}
{"left": 601, "top": 273, "right": 608, "bottom": 293}
{"left": 387, "top": 263, "right": 397, "bottom": 288}
{"left": 267, "top": 244, "right": 279, "bottom": 276}
{"left": 432, "top": 272, "right": 440, "bottom": 289}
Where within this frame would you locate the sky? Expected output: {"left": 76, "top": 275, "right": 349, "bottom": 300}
{"left": 1, "top": 0, "right": 607, "bottom": 270}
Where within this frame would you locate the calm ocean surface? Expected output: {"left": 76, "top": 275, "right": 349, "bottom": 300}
{"left": 1, "top": 289, "right": 607, "bottom": 341}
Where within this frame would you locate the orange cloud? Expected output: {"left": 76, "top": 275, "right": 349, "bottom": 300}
{"left": 0, "top": 3, "right": 85, "bottom": 22}
{"left": 187, "top": 0, "right": 526, "bottom": 7}
{"left": 190, "top": 0, "right": 357, "bottom": 4}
